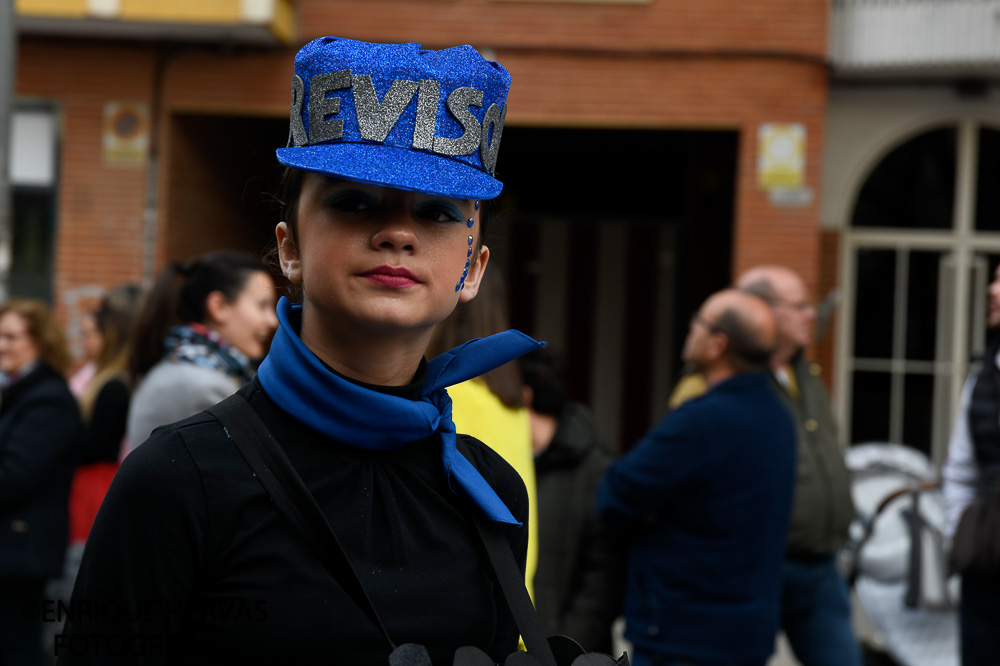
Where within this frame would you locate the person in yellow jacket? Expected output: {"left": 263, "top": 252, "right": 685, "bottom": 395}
{"left": 429, "top": 267, "right": 539, "bottom": 601}
{"left": 449, "top": 378, "right": 538, "bottom": 601}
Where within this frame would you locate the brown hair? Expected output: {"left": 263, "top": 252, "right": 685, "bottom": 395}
{"left": 427, "top": 265, "right": 523, "bottom": 408}
{"left": 0, "top": 299, "right": 74, "bottom": 375}
{"left": 129, "top": 250, "right": 264, "bottom": 384}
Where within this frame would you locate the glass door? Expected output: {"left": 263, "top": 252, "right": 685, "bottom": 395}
{"left": 838, "top": 121, "right": 1000, "bottom": 467}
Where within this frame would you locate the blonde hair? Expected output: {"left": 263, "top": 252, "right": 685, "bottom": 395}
{"left": 79, "top": 285, "right": 145, "bottom": 420}
{"left": 0, "top": 299, "right": 74, "bottom": 375}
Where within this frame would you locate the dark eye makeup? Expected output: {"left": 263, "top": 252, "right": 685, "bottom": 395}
{"left": 322, "top": 189, "right": 381, "bottom": 214}
{"left": 318, "top": 180, "right": 468, "bottom": 225}
{"left": 414, "top": 200, "right": 464, "bottom": 224}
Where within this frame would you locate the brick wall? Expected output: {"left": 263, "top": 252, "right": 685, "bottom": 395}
{"left": 296, "top": 0, "right": 828, "bottom": 57}
{"left": 15, "top": 0, "right": 831, "bottom": 357}
{"left": 16, "top": 39, "right": 156, "bottom": 323}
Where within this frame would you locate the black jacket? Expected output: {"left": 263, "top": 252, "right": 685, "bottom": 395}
{"left": 0, "top": 362, "right": 83, "bottom": 580}
{"left": 533, "top": 403, "right": 624, "bottom": 653}
{"left": 61, "top": 381, "right": 527, "bottom": 665}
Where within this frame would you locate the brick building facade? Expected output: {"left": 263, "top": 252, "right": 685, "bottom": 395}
{"left": 11, "top": 0, "right": 831, "bottom": 450}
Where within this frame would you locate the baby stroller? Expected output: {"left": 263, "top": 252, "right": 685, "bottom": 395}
{"left": 842, "top": 443, "right": 959, "bottom": 666}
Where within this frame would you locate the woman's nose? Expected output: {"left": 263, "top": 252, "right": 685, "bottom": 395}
{"left": 371, "top": 216, "right": 419, "bottom": 252}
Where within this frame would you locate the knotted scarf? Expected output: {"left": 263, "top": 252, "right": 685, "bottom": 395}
{"left": 257, "top": 297, "right": 543, "bottom": 525}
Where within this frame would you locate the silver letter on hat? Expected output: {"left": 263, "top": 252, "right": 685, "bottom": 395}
{"left": 308, "top": 70, "right": 351, "bottom": 145}
{"left": 412, "top": 80, "right": 440, "bottom": 151}
{"left": 352, "top": 75, "right": 420, "bottom": 143}
{"left": 480, "top": 103, "right": 506, "bottom": 175}
{"left": 287, "top": 75, "right": 308, "bottom": 148}
{"left": 433, "top": 87, "right": 483, "bottom": 157}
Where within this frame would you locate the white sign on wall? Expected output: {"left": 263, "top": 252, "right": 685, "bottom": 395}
{"left": 9, "top": 108, "right": 57, "bottom": 188}
{"left": 758, "top": 122, "right": 806, "bottom": 189}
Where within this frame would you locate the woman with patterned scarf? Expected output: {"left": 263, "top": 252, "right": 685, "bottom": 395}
{"left": 124, "top": 250, "right": 278, "bottom": 453}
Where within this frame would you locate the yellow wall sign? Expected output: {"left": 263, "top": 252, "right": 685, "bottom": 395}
{"left": 757, "top": 123, "right": 805, "bottom": 189}
{"left": 103, "top": 102, "right": 149, "bottom": 167}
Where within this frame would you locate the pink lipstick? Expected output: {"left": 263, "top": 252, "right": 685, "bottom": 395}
{"left": 361, "top": 265, "right": 420, "bottom": 288}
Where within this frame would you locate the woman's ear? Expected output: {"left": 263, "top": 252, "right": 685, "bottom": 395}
{"left": 276, "top": 222, "right": 302, "bottom": 284}
{"left": 458, "top": 245, "right": 490, "bottom": 303}
{"left": 204, "top": 290, "right": 231, "bottom": 327}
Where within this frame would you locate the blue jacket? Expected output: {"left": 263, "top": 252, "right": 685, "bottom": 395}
{"left": 0, "top": 362, "right": 83, "bottom": 581}
{"left": 597, "top": 372, "right": 796, "bottom": 663}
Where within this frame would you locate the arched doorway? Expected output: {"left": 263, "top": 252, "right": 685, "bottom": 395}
{"left": 838, "top": 121, "right": 1000, "bottom": 465}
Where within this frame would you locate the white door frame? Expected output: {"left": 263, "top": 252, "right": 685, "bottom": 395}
{"left": 836, "top": 119, "right": 1000, "bottom": 466}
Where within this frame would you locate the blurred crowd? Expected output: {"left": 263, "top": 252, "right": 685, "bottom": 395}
{"left": 0, "top": 250, "right": 279, "bottom": 664}
{"left": 0, "top": 252, "right": 977, "bottom": 666}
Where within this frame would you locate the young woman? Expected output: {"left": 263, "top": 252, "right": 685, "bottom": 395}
{"left": 125, "top": 250, "right": 278, "bottom": 451}
{"left": 0, "top": 300, "right": 83, "bottom": 666}
{"left": 68, "top": 311, "right": 103, "bottom": 397}
{"left": 70, "top": 284, "right": 145, "bottom": 542}
{"left": 63, "top": 36, "right": 541, "bottom": 665}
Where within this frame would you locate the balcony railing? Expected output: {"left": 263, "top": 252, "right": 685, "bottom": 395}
{"left": 830, "top": 0, "right": 1000, "bottom": 76}
{"left": 15, "top": 0, "right": 295, "bottom": 46}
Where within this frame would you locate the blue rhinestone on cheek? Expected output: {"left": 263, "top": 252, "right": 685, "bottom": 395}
{"left": 475, "top": 201, "right": 480, "bottom": 211}
{"left": 457, "top": 231, "right": 477, "bottom": 290}
{"left": 467, "top": 218, "right": 474, "bottom": 228}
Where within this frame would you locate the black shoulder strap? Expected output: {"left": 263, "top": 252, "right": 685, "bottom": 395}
{"left": 209, "top": 393, "right": 558, "bottom": 666}
{"left": 455, "top": 437, "right": 557, "bottom": 666}
{"left": 206, "top": 393, "right": 397, "bottom": 651}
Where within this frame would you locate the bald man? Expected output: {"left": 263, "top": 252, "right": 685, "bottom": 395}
{"left": 598, "top": 290, "right": 797, "bottom": 666}
{"left": 736, "top": 266, "right": 859, "bottom": 666}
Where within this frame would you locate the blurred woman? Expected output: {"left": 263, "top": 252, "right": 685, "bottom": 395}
{"left": 125, "top": 250, "right": 278, "bottom": 451}
{"left": 71, "top": 284, "right": 145, "bottom": 542}
{"left": 0, "top": 299, "right": 83, "bottom": 666}
{"left": 68, "top": 311, "right": 103, "bottom": 397}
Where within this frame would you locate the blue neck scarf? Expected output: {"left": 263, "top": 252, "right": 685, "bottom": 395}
{"left": 257, "top": 297, "right": 543, "bottom": 525}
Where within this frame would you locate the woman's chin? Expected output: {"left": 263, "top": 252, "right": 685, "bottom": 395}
{"left": 241, "top": 344, "right": 265, "bottom": 360}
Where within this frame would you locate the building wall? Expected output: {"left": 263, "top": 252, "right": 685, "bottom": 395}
{"left": 822, "top": 85, "right": 1000, "bottom": 230}
{"left": 14, "top": 0, "right": 831, "bottom": 373}
{"left": 16, "top": 39, "right": 156, "bottom": 308}
{"left": 296, "top": 0, "right": 828, "bottom": 56}
{"left": 823, "top": 83, "right": 1000, "bottom": 456}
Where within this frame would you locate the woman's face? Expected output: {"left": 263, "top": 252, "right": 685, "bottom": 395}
{"left": 277, "top": 174, "right": 488, "bottom": 343}
{"left": 0, "top": 311, "right": 41, "bottom": 375}
{"left": 210, "top": 271, "right": 280, "bottom": 359}
{"left": 80, "top": 313, "right": 103, "bottom": 362}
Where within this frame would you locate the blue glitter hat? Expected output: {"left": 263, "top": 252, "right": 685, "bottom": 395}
{"left": 276, "top": 36, "right": 510, "bottom": 200}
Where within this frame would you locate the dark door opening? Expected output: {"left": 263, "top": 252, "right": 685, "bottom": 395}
{"left": 165, "top": 113, "right": 287, "bottom": 265}
{"left": 496, "top": 127, "right": 737, "bottom": 452}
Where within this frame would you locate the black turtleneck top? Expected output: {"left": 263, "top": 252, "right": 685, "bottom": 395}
{"left": 60, "top": 373, "right": 529, "bottom": 665}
